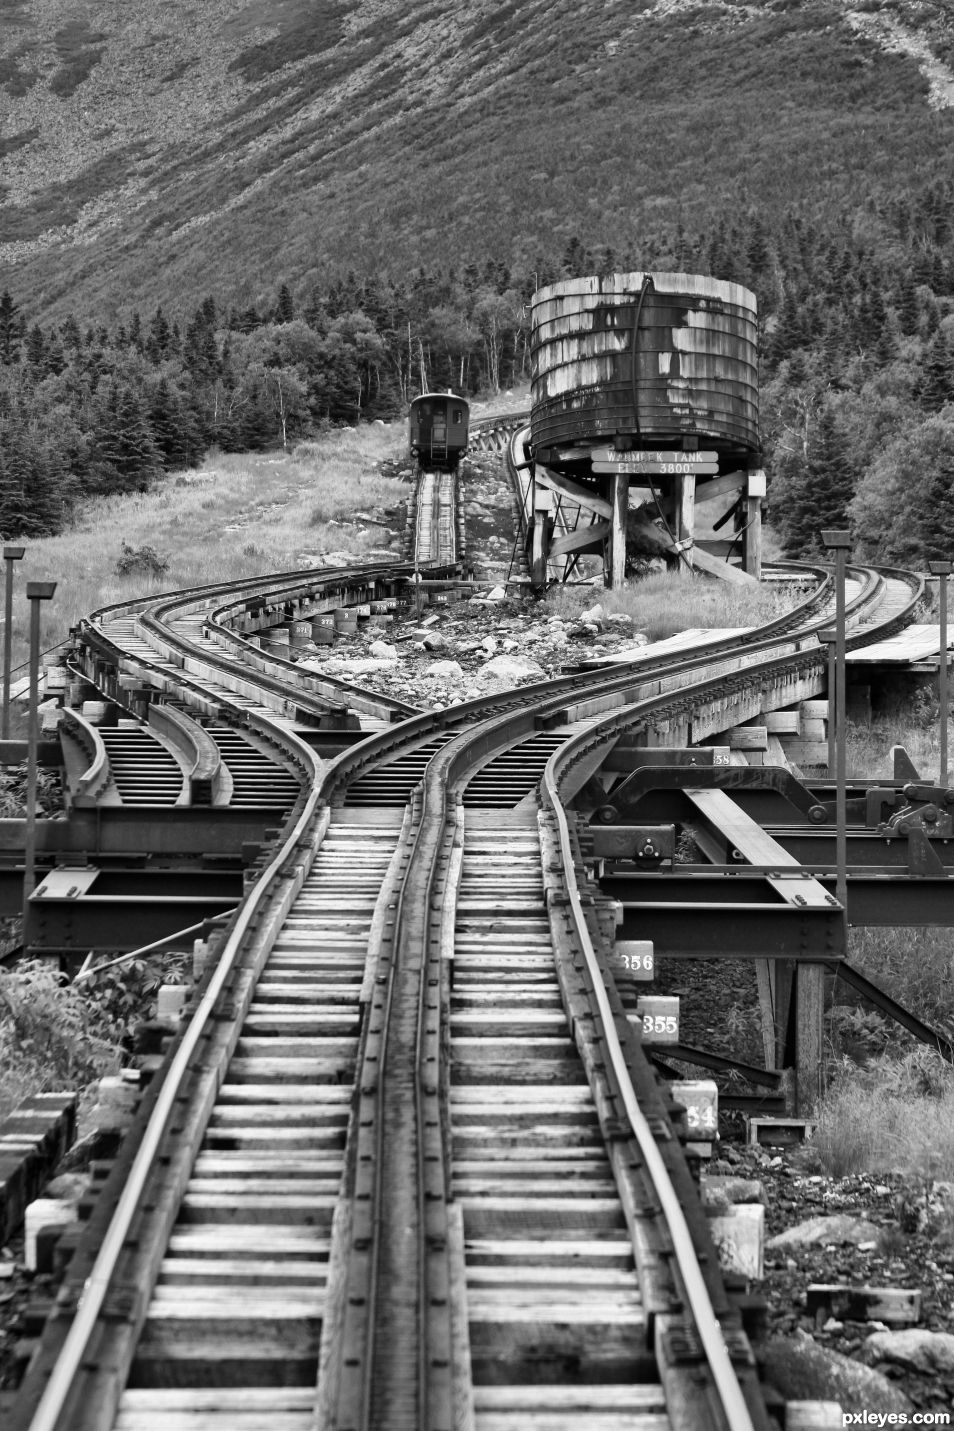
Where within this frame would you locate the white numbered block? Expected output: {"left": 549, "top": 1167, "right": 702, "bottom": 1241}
{"left": 633, "top": 995, "right": 679, "bottom": 1043}
{"left": 708, "top": 1202, "right": 765, "bottom": 1280}
{"left": 613, "top": 939, "right": 654, "bottom": 982}
{"left": 670, "top": 1079, "right": 718, "bottom": 1140}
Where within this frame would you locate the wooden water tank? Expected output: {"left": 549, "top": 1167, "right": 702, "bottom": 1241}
{"left": 530, "top": 272, "right": 759, "bottom": 459}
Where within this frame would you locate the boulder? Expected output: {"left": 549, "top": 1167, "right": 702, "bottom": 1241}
{"left": 767, "top": 1215, "right": 882, "bottom": 1249}
{"left": 479, "top": 654, "right": 545, "bottom": 682}
{"left": 368, "top": 641, "right": 399, "bottom": 660}
{"left": 425, "top": 660, "right": 465, "bottom": 680}
{"left": 763, "top": 1330, "right": 912, "bottom": 1416}
{"left": 863, "top": 1329, "right": 954, "bottom": 1377}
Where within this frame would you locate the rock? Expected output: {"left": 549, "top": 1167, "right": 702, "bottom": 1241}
{"left": 767, "top": 1214, "right": 882, "bottom": 1249}
{"left": 579, "top": 603, "right": 604, "bottom": 625}
{"left": 487, "top": 586, "right": 507, "bottom": 600}
{"left": 425, "top": 660, "right": 464, "bottom": 680}
{"left": 479, "top": 654, "right": 545, "bottom": 682}
{"left": 422, "top": 633, "right": 450, "bottom": 651}
{"left": 321, "top": 657, "right": 402, "bottom": 675}
{"left": 605, "top": 612, "right": 634, "bottom": 629}
{"left": 368, "top": 641, "right": 399, "bottom": 660}
{"left": 481, "top": 636, "right": 498, "bottom": 655}
{"left": 762, "top": 1330, "right": 912, "bottom": 1416}
{"left": 863, "top": 1329, "right": 954, "bottom": 1377}
{"left": 702, "top": 1176, "right": 767, "bottom": 1207}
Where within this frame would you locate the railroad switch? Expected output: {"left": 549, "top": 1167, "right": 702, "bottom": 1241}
{"left": 875, "top": 781, "right": 954, "bottom": 838}
{"left": 590, "top": 824, "right": 675, "bottom": 868}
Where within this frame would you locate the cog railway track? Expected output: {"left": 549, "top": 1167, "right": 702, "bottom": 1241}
{"left": 8, "top": 413, "right": 929, "bottom": 1430}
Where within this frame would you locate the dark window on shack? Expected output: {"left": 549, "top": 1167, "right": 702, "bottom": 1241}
{"left": 453, "top": 409, "right": 462, "bottom": 424}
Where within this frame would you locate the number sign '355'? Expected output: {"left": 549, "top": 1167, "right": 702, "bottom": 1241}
{"left": 634, "top": 995, "right": 679, "bottom": 1044}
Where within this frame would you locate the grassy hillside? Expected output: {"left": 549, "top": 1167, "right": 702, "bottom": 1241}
{"left": 2, "top": 0, "right": 954, "bottom": 321}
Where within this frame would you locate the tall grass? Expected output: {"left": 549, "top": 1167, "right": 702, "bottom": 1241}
{"left": 810, "top": 1050, "right": 954, "bottom": 1180}
{"left": 544, "top": 567, "right": 802, "bottom": 640}
{"left": 2, "top": 427, "right": 409, "bottom": 697}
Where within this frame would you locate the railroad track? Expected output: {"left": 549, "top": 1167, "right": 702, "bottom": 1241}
{"left": 8, "top": 419, "right": 931, "bottom": 1429}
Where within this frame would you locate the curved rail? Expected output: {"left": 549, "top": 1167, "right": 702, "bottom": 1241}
{"left": 11, "top": 408, "right": 932, "bottom": 1430}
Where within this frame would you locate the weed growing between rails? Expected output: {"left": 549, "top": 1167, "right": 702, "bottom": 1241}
{"left": 543, "top": 567, "right": 801, "bottom": 640}
{"left": 0, "top": 425, "right": 409, "bottom": 688}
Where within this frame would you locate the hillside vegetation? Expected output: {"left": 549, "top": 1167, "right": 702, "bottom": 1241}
{"left": 2, "top": 0, "right": 954, "bottom": 319}
{"left": 3, "top": 0, "right": 954, "bottom": 566}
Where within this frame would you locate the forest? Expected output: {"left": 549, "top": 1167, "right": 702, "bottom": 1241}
{"left": 2, "top": 178, "right": 954, "bottom": 565}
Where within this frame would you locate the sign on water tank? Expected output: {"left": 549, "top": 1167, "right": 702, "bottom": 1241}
{"left": 592, "top": 460, "right": 720, "bottom": 476}
{"left": 591, "top": 447, "right": 718, "bottom": 464}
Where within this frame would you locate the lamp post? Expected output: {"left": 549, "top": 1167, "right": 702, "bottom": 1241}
{"left": 928, "top": 560, "right": 952, "bottom": 788}
{"left": 822, "top": 530, "right": 852, "bottom": 922}
{"left": 22, "top": 581, "right": 56, "bottom": 948}
{"left": 2, "top": 546, "right": 25, "bottom": 741}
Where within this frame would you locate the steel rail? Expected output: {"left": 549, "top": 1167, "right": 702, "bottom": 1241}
{"left": 22, "top": 396, "right": 924, "bottom": 1424}
{"left": 541, "top": 750, "right": 756, "bottom": 1430}
{"left": 24, "top": 727, "right": 328, "bottom": 1431}
{"left": 421, "top": 685, "right": 760, "bottom": 1425}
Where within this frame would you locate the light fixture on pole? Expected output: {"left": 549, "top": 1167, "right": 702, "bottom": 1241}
{"left": 928, "top": 560, "right": 952, "bottom": 788}
{"left": 821, "top": 530, "right": 852, "bottom": 923}
{"left": 22, "top": 580, "right": 56, "bottom": 950}
{"left": 2, "top": 546, "right": 25, "bottom": 742}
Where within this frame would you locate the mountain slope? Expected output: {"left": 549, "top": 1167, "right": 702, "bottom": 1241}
{"left": 2, "top": 0, "right": 954, "bottom": 320}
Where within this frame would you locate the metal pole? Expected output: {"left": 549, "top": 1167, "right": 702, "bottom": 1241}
{"left": 2, "top": 546, "right": 25, "bottom": 741}
{"left": 929, "top": 561, "right": 952, "bottom": 787}
{"left": 22, "top": 581, "right": 56, "bottom": 949}
{"left": 822, "top": 532, "right": 852, "bottom": 920}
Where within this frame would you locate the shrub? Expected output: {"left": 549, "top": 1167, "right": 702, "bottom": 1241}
{"left": 115, "top": 540, "right": 169, "bottom": 578}
{"left": 0, "top": 960, "right": 123, "bottom": 1121}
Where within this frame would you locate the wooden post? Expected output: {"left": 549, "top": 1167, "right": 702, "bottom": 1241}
{"left": 755, "top": 960, "right": 776, "bottom": 1069}
{"left": 608, "top": 473, "right": 629, "bottom": 588}
{"left": 530, "top": 480, "right": 551, "bottom": 587}
{"left": 743, "top": 470, "right": 765, "bottom": 580}
{"left": 676, "top": 471, "right": 695, "bottom": 568}
{"left": 795, "top": 963, "right": 825, "bottom": 1114}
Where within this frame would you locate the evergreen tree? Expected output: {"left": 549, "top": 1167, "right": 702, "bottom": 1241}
{"left": 918, "top": 457, "right": 954, "bottom": 563}
{"left": 274, "top": 283, "right": 295, "bottom": 324}
{"left": 919, "top": 331, "right": 954, "bottom": 412}
{"left": 780, "top": 407, "right": 855, "bottom": 556}
{"left": 0, "top": 292, "right": 21, "bottom": 365}
{"left": 91, "top": 381, "right": 163, "bottom": 493}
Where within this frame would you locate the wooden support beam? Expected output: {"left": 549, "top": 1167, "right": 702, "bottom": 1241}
{"left": 691, "top": 546, "right": 759, "bottom": 588}
{"left": 723, "top": 725, "right": 768, "bottom": 751}
{"left": 608, "top": 474, "right": 628, "bottom": 589}
{"left": 743, "top": 494, "right": 762, "bottom": 579}
{"left": 676, "top": 471, "right": 695, "bottom": 570}
{"left": 695, "top": 471, "right": 746, "bottom": 505}
{"left": 535, "top": 465, "right": 613, "bottom": 519}
{"left": 795, "top": 964, "right": 825, "bottom": 1114}
{"left": 549, "top": 520, "right": 611, "bottom": 560}
{"left": 763, "top": 711, "right": 801, "bottom": 735}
